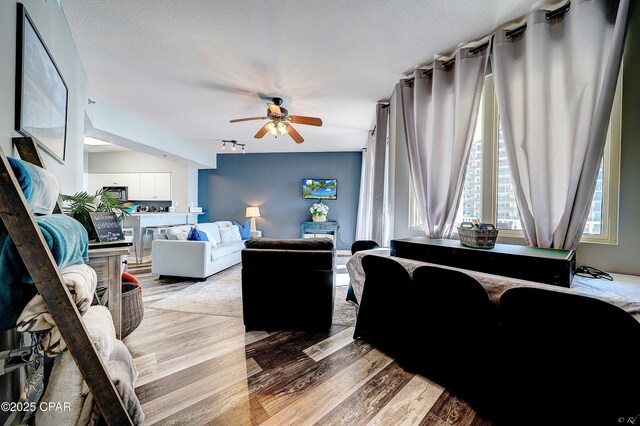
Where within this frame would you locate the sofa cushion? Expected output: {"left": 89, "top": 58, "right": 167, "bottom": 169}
{"left": 220, "top": 225, "right": 242, "bottom": 243}
{"left": 187, "top": 227, "right": 208, "bottom": 241}
{"left": 244, "top": 237, "right": 334, "bottom": 250}
{"left": 211, "top": 240, "right": 244, "bottom": 260}
{"left": 196, "top": 223, "right": 221, "bottom": 244}
{"left": 214, "top": 221, "right": 234, "bottom": 228}
{"left": 165, "top": 225, "right": 192, "bottom": 240}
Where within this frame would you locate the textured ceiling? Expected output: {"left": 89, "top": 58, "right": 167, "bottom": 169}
{"left": 61, "top": 0, "right": 540, "bottom": 154}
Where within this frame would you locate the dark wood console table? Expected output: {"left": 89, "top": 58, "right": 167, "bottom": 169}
{"left": 391, "top": 237, "right": 575, "bottom": 287}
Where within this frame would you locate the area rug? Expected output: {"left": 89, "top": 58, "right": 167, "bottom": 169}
{"left": 148, "top": 263, "right": 357, "bottom": 326}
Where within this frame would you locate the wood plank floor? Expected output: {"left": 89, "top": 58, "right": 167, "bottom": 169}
{"left": 125, "top": 262, "right": 492, "bottom": 425}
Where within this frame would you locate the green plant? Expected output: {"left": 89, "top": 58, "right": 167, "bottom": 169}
{"left": 61, "top": 188, "right": 130, "bottom": 238}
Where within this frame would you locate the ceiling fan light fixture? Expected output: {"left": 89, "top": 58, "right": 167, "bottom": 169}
{"left": 267, "top": 121, "right": 278, "bottom": 136}
{"left": 230, "top": 98, "right": 322, "bottom": 144}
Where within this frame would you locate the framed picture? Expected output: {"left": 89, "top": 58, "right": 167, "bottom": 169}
{"left": 15, "top": 3, "right": 68, "bottom": 164}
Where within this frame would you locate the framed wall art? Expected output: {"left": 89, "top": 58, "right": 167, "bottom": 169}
{"left": 15, "top": 3, "right": 69, "bottom": 164}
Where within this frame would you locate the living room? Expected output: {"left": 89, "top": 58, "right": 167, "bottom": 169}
{"left": 1, "top": 0, "right": 640, "bottom": 425}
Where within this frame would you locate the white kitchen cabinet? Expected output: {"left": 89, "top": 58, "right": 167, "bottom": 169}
{"left": 127, "top": 173, "right": 141, "bottom": 201}
{"left": 88, "top": 172, "right": 171, "bottom": 201}
{"left": 154, "top": 173, "right": 171, "bottom": 201}
{"left": 138, "top": 173, "right": 171, "bottom": 201}
{"left": 139, "top": 173, "right": 155, "bottom": 200}
{"left": 88, "top": 173, "right": 129, "bottom": 194}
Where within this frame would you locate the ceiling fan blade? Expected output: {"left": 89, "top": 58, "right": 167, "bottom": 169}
{"left": 229, "top": 117, "right": 267, "bottom": 123}
{"left": 267, "top": 103, "right": 281, "bottom": 115}
{"left": 287, "top": 124, "right": 304, "bottom": 144}
{"left": 254, "top": 124, "right": 269, "bottom": 138}
{"left": 288, "top": 115, "right": 323, "bottom": 126}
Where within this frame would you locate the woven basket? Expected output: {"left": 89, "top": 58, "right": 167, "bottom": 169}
{"left": 457, "top": 222, "right": 498, "bottom": 249}
{"left": 121, "top": 282, "right": 144, "bottom": 338}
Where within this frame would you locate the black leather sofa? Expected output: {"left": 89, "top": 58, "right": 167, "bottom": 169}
{"left": 241, "top": 238, "right": 335, "bottom": 331}
{"left": 354, "top": 254, "right": 640, "bottom": 422}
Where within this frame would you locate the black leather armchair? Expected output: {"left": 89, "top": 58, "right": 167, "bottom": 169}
{"left": 353, "top": 255, "right": 413, "bottom": 364}
{"left": 499, "top": 287, "right": 640, "bottom": 425}
{"left": 241, "top": 238, "right": 335, "bottom": 331}
{"left": 408, "top": 265, "right": 498, "bottom": 417}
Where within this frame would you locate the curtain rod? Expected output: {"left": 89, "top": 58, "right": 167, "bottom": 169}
{"left": 403, "top": 1, "right": 571, "bottom": 81}
{"left": 504, "top": 2, "right": 571, "bottom": 38}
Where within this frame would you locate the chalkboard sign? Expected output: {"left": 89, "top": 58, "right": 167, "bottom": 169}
{"left": 89, "top": 212, "right": 125, "bottom": 242}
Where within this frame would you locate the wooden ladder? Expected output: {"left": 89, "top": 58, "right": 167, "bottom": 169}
{"left": 0, "top": 137, "right": 133, "bottom": 425}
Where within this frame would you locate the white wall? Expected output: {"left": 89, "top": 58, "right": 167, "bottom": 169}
{"left": 88, "top": 151, "right": 198, "bottom": 211}
{"left": 187, "top": 166, "right": 199, "bottom": 210}
{"left": 0, "top": 1, "right": 90, "bottom": 415}
{"left": 0, "top": 0, "right": 89, "bottom": 194}
{"left": 85, "top": 101, "right": 217, "bottom": 169}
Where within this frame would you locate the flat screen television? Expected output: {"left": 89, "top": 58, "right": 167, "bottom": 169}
{"left": 302, "top": 179, "right": 337, "bottom": 200}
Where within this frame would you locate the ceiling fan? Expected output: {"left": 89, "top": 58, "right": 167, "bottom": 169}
{"left": 229, "top": 97, "right": 322, "bottom": 144}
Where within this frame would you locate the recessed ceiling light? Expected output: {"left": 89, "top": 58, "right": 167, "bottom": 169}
{"left": 84, "top": 137, "right": 111, "bottom": 146}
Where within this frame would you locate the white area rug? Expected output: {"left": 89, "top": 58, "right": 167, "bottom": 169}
{"left": 149, "top": 261, "right": 357, "bottom": 326}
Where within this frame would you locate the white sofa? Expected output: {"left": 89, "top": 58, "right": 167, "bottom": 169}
{"left": 151, "top": 221, "right": 245, "bottom": 279}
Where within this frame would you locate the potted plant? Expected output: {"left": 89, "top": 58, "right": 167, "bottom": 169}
{"left": 310, "top": 201, "right": 329, "bottom": 222}
{"left": 61, "top": 188, "right": 130, "bottom": 240}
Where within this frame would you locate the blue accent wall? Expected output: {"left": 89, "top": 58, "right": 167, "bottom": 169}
{"left": 198, "top": 152, "right": 362, "bottom": 250}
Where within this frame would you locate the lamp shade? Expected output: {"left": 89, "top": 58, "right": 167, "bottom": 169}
{"left": 246, "top": 207, "right": 261, "bottom": 218}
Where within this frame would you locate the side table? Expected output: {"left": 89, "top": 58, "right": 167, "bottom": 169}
{"left": 250, "top": 230, "right": 262, "bottom": 238}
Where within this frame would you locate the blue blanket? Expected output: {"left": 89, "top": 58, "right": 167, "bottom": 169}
{"left": 0, "top": 215, "right": 88, "bottom": 331}
{"left": 8, "top": 157, "right": 59, "bottom": 215}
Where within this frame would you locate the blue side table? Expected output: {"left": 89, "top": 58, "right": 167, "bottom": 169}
{"left": 301, "top": 221, "right": 339, "bottom": 246}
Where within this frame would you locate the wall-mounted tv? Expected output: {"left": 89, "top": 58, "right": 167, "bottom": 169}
{"left": 302, "top": 179, "right": 337, "bottom": 200}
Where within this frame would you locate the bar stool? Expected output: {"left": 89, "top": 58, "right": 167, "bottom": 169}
{"left": 122, "top": 227, "right": 139, "bottom": 263}
{"left": 142, "top": 226, "right": 173, "bottom": 261}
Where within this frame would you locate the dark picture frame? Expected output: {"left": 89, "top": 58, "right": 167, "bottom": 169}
{"left": 15, "top": 3, "right": 69, "bottom": 164}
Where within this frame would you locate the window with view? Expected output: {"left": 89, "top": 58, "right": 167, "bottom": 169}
{"left": 410, "top": 73, "right": 620, "bottom": 244}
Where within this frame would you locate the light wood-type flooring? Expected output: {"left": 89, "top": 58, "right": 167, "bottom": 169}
{"left": 125, "top": 261, "right": 492, "bottom": 426}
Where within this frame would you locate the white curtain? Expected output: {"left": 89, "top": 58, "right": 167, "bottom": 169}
{"left": 355, "top": 103, "right": 389, "bottom": 244}
{"left": 400, "top": 47, "right": 489, "bottom": 238}
{"left": 492, "top": 0, "right": 630, "bottom": 249}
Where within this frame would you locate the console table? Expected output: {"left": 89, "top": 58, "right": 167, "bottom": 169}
{"left": 391, "top": 237, "right": 575, "bottom": 287}
{"left": 301, "top": 221, "right": 339, "bottom": 246}
{"left": 87, "top": 238, "right": 132, "bottom": 339}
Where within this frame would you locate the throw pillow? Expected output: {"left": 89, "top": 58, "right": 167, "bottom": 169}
{"left": 219, "top": 225, "right": 242, "bottom": 243}
{"left": 165, "top": 225, "right": 192, "bottom": 240}
{"left": 233, "top": 220, "right": 251, "bottom": 240}
{"left": 187, "top": 227, "right": 209, "bottom": 241}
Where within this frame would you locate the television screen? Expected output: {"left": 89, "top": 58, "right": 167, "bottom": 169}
{"left": 302, "top": 179, "right": 337, "bottom": 200}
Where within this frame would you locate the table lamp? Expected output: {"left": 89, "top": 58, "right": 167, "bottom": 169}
{"left": 246, "top": 206, "right": 260, "bottom": 231}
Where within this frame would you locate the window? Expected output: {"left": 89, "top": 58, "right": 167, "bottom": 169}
{"left": 410, "top": 73, "right": 621, "bottom": 244}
